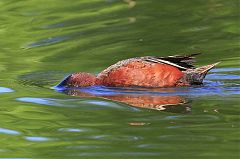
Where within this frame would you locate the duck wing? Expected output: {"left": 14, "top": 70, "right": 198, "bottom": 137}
{"left": 142, "top": 53, "right": 201, "bottom": 70}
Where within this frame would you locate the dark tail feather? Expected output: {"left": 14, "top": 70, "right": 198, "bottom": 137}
{"left": 185, "top": 62, "right": 220, "bottom": 84}
{"left": 156, "top": 53, "right": 202, "bottom": 69}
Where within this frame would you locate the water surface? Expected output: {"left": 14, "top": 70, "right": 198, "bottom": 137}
{"left": 0, "top": 0, "right": 239, "bottom": 158}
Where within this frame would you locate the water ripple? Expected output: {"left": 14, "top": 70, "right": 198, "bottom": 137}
{"left": 210, "top": 68, "right": 240, "bottom": 73}
{"left": 58, "top": 128, "right": 90, "bottom": 133}
{"left": 0, "top": 87, "right": 14, "bottom": 94}
{"left": 0, "top": 128, "right": 20, "bottom": 135}
{"left": 206, "top": 74, "right": 240, "bottom": 80}
{"left": 24, "top": 136, "right": 53, "bottom": 142}
{"left": 16, "top": 97, "right": 65, "bottom": 107}
{"left": 16, "top": 97, "right": 140, "bottom": 111}
{"left": 158, "top": 134, "right": 217, "bottom": 141}
{"left": 24, "top": 36, "right": 69, "bottom": 49}
{"left": 88, "top": 134, "right": 143, "bottom": 141}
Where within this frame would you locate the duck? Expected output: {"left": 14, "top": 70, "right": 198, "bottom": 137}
{"left": 57, "top": 53, "right": 219, "bottom": 88}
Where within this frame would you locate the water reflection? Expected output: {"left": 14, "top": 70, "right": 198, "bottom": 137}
{"left": 0, "top": 127, "right": 20, "bottom": 135}
{"left": 61, "top": 89, "right": 190, "bottom": 113}
{"left": 16, "top": 97, "right": 66, "bottom": 107}
{"left": 0, "top": 87, "right": 14, "bottom": 94}
{"left": 24, "top": 136, "right": 53, "bottom": 142}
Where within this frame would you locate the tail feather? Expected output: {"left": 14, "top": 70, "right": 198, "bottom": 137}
{"left": 195, "top": 62, "right": 220, "bottom": 74}
{"left": 143, "top": 53, "right": 202, "bottom": 70}
{"left": 184, "top": 62, "right": 220, "bottom": 85}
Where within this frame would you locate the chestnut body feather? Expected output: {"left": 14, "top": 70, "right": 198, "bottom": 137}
{"left": 57, "top": 54, "right": 219, "bottom": 88}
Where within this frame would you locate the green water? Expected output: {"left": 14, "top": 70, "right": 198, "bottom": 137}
{"left": 0, "top": 0, "right": 240, "bottom": 158}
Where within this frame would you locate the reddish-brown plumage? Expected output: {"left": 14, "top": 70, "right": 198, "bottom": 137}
{"left": 97, "top": 61, "right": 184, "bottom": 87}
{"left": 57, "top": 54, "right": 219, "bottom": 88}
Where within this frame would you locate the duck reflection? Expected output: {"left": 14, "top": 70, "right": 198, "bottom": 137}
{"left": 62, "top": 89, "right": 191, "bottom": 113}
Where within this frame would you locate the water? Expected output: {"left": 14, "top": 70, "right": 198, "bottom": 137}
{"left": 0, "top": 0, "right": 239, "bottom": 158}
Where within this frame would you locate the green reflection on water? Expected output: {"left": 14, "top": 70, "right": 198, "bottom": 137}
{"left": 0, "top": 0, "right": 239, "bottom": 158}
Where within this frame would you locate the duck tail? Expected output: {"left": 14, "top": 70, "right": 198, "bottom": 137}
{"left": 184, "top": 62, "right": 220, "bottom": 85}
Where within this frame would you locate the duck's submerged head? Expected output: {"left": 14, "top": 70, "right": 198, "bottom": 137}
{"left": 57, "top": 72, "right": 97, "bottom": 88}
